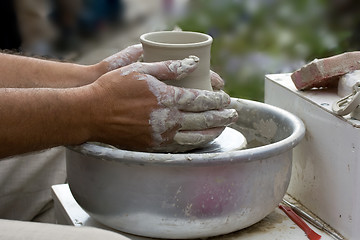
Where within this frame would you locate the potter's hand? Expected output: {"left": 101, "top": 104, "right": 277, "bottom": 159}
{"left": 88, "top": 57, "right": 238, "bottom": 152}
{"left": 102, "top": 44, "right": 143, "bottom": 71}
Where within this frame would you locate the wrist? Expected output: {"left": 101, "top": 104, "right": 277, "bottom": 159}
{"left": 87, "top": 61, "right": 109, "bottom": 81}
{"left": 38, "top": 87, "right": 94, "bottom": 146}
{"left": 78, "top": 81, "right": 108, "bottom": 143}
{"left": 62, "top": 86, "right": 95, "bottom": 144}
{"left": 56, "top": 62, "right": 108, "bottom": 88}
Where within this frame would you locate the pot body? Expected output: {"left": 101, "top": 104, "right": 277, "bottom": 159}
{"left": 140, "top": 31, "right": 213, "bottom": 91}
{"left": 66, "top": 98, "right": 305, "bottom": 239}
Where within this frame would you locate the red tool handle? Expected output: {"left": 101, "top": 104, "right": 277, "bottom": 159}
{"left": 279, "top": 204, "right": 321, "bottom": 240}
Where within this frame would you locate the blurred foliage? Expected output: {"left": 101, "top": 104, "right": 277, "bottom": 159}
{"left": 176, "top": 0, "right": 358, "bottom": 101}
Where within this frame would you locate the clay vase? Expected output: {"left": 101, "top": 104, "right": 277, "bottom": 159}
{"left": 140, "top": 31, "right": 213, "bottom": 91}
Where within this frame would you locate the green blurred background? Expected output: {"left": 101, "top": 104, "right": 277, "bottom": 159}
{"left": 173, "top": 0, "right": 360, "bottom": 101}
{"left": 3, "top": 0, "right": 360, "bottom": 102}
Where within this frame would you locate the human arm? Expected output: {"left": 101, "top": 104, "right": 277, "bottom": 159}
{"left": 0, "top": 53, "right": 100, "bottom": 88}
{"left": 0, "top": 86, "right": 92, "bottom": 158}
{"left": 0, "top": 57, "right": 236, "bottom": 158}
{"left": 0, "top": 45, "right": 143, "bottom": 88}
{"left": 0, "top": 45, "right": 225, "bottom": 90}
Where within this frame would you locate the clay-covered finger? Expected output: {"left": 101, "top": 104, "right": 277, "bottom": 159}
{"left": 170, "top": 88, "right": 231, "bottom": 112}
{"left": 103, "top": 44, "right": 143, "bottom": 71}
{"left": 210, "top": 70, "right": 225, "bottom": 90}
{"left": 119, "top": 56, "right": 199, "bottom": 80}
{"left": 180, "top": 109, "right": 238, "bottom": 130}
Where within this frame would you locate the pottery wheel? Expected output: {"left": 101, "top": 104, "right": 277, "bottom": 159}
{"left": 189, "top": 127, "right": 247, "bottom": 153}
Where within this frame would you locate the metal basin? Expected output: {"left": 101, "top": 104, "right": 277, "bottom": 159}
{"left": 66, "top": 98, "right": 305, "bottom": 239}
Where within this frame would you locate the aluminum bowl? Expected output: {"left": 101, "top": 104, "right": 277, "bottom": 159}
{"left": 66, "top": 98, "right": 305, "bottom": 239}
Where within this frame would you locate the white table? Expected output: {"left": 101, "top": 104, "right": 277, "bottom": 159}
{"left": 51, "top": 184, "right": 333, "bottom": 240}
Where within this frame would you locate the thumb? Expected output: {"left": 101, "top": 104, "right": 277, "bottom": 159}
{"left": 103, "top": 44, "right": 143, "bottom": 71}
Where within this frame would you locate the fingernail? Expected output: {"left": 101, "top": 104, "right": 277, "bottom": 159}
{"left": 187, "top": 55, "right": 200, "bottom": 63}
{"left": 181, "top": 56, "right": 200, "bottom": 70}
{"left": 169, "top": 55, "right": 199, "bottom": 80}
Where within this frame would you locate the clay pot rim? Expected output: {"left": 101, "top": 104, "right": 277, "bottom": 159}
{"left": 140, "top": 31, "right": 213, "bottom": 48}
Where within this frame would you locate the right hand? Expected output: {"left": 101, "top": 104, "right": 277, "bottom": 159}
{"left": 86, "top": 57, "right": 238, "bottom": 152}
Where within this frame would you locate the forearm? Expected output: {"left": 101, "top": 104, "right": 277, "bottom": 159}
{"left": 0, "top": 87, "right": 93, "bottom": 158}
{"left": 0, "top": 53, "right": 107, "bottom": 88}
